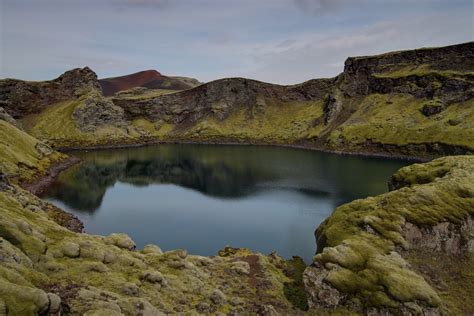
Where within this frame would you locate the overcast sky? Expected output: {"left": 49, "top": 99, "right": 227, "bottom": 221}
{"left": 0, "top": 0, "right": 473, "bottom": 84}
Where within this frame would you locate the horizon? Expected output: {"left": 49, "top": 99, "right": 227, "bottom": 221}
{"left": 1, "top": 0, "right": 473, "bottom": 84}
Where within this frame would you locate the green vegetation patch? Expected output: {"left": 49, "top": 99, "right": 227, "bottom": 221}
{"left": 180, "top": 99, "right": 325, "bottom": 144}
{"left": 0, "top": 120, "right": 66, "bottom": 184}
{"left": 327, "top": 94, "right": 474, "bottom": 150}
{"left": 21, "top": 95, "right": 132, "bottom": 148}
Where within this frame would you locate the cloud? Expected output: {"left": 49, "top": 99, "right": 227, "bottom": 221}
{"left": 111, "top": 0, "right": 174, "bottom": 12}
{"left": 123, "top": 0, "right": 171, "bottom": 7}
{"left": 1, "top": 0, "right": 472, "bottom": 83}
{"left": 244, "top": 10, "right": 473, "bottom": 83}
{"left": 293, "top": 0, "right": 346, "bottom": 15}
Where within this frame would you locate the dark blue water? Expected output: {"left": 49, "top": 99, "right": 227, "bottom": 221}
{"left": 43, "top": 144, "right": 409, "bottom": 263}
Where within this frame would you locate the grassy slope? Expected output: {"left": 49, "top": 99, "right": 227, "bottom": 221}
{"left": 21, "top": 96, "right": 328, "bottom": 148}
{"left": 327, "top": 94, "right": 474, "bottom": 149}
{"left": 0, "top": 120, "right": 66, "bottom": 184}
{"left": 21, "top": 96, "right": 132, "bottom": 148}
{"left": 307, "top": 155, "right": 474, "bottom": 313}
{"left": 179, "top": 100, "right": 325, "bottom": 143}
{"left": 112, "top": 88, "right": 178, "bottom": 100}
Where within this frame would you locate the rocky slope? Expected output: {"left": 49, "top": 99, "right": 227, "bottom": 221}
{"left": 99, "top": 70, "right": 202, "bottom": 96}
{"left": 1, "top": 42, "right": 471, "bottom": 159}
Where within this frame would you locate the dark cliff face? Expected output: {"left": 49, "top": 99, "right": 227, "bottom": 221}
{"left": 339, "top": 42, "right": 474, "bottom": 99}
{"left": 0, "top": 67, "right": 100, "bottom": 118}
{"left": 112, "top": 77, "right": 335, "bottom": 124}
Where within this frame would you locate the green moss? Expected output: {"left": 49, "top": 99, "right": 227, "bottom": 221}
{"left": 327, "top": 94, "right": 474, "bottom": 150}
{"left": 283, "top": 256, "right": 309, "bottom": 310}
{"left": 21, "top": 96, "right": 132, "bottom": 148}
{"left": 0, "top": 120, "right": 66, "bottom": 183}
{"left": 312, "top": 156, "right": 474, "bottom": 310}
{"left": 372, "top": 64, "right": 473, "bottom": 78}
{"left": 112, "top": 89, "right": 178, "bottom": 100}
{"left": 181, "top": 99, "right": 325, "bottom": 144}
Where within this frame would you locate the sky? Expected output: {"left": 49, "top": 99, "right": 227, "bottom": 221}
{"left": 0, "top": 0, "right": 473, "bottom": 84}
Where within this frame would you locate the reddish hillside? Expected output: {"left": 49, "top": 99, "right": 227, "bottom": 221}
{"left": 99, "top": 70, "right": 200, "bottom": 96}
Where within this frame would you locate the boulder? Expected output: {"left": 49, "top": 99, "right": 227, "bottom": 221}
{"left": 210, "top": 289, "right": 226, "bottom": 306}
{"left": 104, "top": 233, "right": 136, "bottom": 250}
{"left": 142, "top": 244, "right": 163, "bottom": 255}
{"left": 72, "top": 93, "right": 126, "bottom": 132}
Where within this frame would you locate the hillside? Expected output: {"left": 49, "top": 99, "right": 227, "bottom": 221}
{"left": 1, "top": 42, "right": 473, "bottom": 158}
{"left": 98, "top": 70, "right": 202, "bottom": 96}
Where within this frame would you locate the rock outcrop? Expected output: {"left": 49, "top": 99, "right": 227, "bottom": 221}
{"left": 0, "top": 67, "right": 100, "bottom": 118}
{"left": 303, "top": 155, "right": 474, "bottom": 315}
{"left": 112, "top": 77, "right": 334, "bottom": 124}
{"left": 72, "top": 92, "right": 127, "bottom": 132}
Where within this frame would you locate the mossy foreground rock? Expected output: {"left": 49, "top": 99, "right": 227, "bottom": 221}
{"left": 304, "top": 155, "right": 474, "bottom": 315}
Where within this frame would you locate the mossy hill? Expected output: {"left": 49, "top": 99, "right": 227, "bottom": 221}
{"left": 0, "top": 42, "right": 472, "bottom": 158}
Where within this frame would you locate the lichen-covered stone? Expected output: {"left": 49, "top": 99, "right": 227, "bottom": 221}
{"left": 230, "top": 260, "right": 251, "bottom": 275}
{"left": 210, "top": 288, "right": 226, "bottom": 306}
{"left": 61, "top": 241, "right": 80, "bottom": 258}
{"left": 141, "top": 270, "right": 164, "bottom": 284}
{"left": 141, "top": 244, "right": 163, "bottom": 255}
{"left": 47, "top": 293, "right": 62, "bottom": 315}
{"left": 72, "top": 93, "right": 126, "bottom": 132}
{"left": 104, "top": 233, "right": 136, "bottom": 250}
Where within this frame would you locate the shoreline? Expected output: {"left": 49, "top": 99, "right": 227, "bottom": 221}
{"left": 23, "top": 155, "right": 81, "bottom": 196}
{"left": 55, "top": 138, "right": 434, "bottom": 163}
{"left": 25, "top": 139, "right": 435, "bottom": 235}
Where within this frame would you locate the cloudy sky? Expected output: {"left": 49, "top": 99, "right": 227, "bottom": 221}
{"left": 0, "top": 0, "right": 473, "bottom": 84}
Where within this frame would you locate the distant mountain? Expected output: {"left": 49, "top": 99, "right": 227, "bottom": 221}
{"left": 99, "top": 70, "right": 202, "bottom": 96}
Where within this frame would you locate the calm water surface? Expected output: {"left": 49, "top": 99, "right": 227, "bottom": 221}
{"left": 43, "top": 144, "right": 409, "bottom": 263}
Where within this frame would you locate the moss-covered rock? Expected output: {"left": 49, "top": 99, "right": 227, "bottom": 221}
{"left": 304, "top": 155, "right": 474, "bottom": 314}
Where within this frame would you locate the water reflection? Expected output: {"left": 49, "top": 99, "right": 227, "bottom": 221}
{"left": 43, "top": 144, "right": 409, "bottom": 262}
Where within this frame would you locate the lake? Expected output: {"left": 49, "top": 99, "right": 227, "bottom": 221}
{"left": 42, "top": 144, "right": 409, "bottom": 263}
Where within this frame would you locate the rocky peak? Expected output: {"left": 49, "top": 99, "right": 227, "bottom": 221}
{"left": 53, "top": 66, "right": 101, "bottom": 92}
{"left": 0, "top": 67, "right": 102, "bottom": 118}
